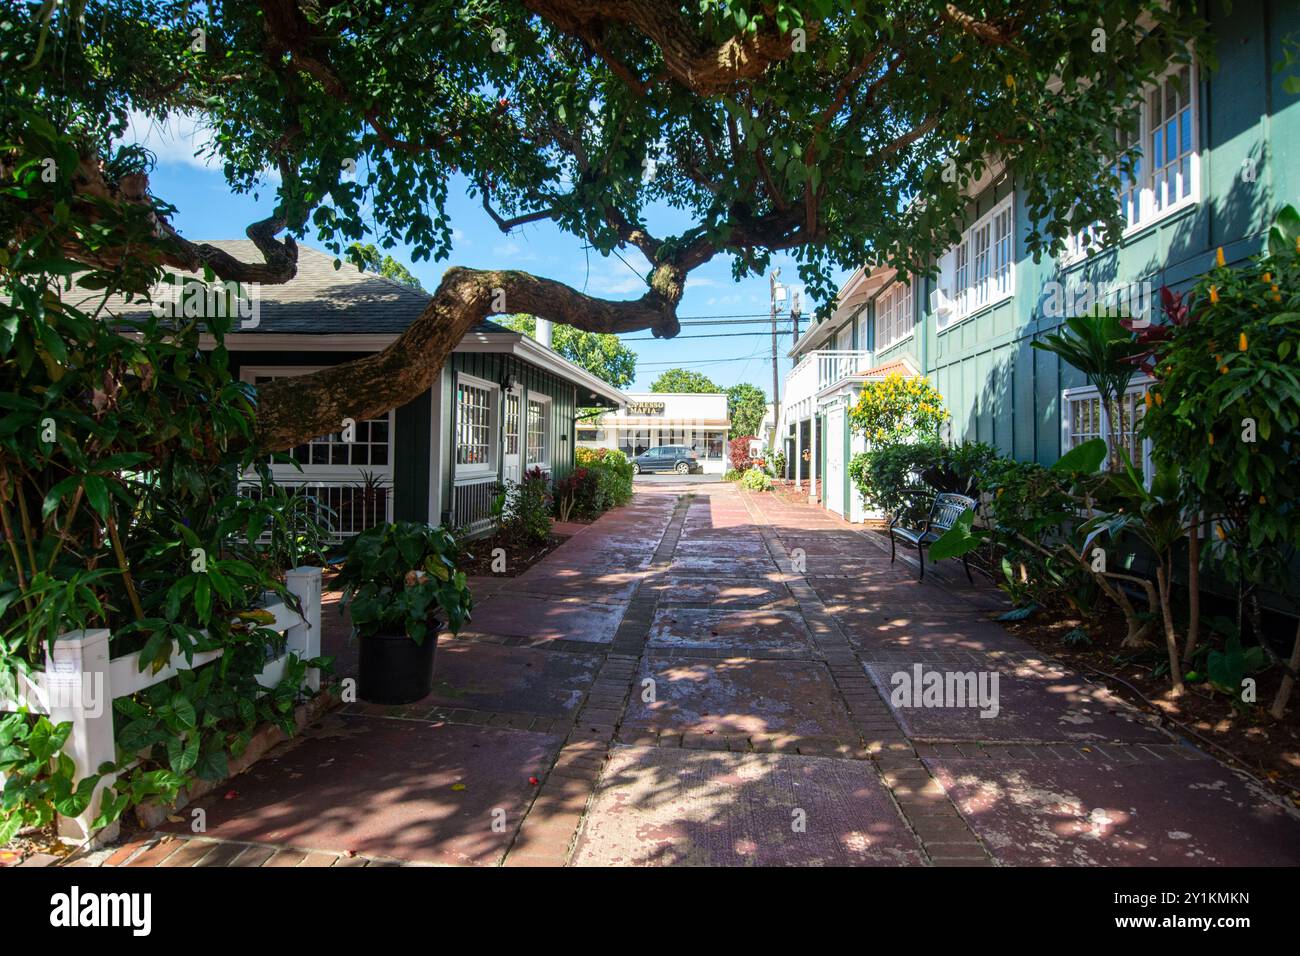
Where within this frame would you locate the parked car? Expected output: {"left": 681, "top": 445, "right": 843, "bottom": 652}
{"left": 632, "top": 445, "right": 702, "bottom": 475}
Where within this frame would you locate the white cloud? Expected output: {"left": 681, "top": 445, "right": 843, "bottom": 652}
{"left": 119, "top": 110, "right": 280, "bottom": 183}
{"left": 121, "top": 110, "right": 218, "bottom": 170}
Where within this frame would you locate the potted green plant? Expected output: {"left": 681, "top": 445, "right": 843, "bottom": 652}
{"left": 335, "top": 521, "right": 473, "bottom": 704}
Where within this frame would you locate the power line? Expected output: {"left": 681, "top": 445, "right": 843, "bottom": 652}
{"left": 677, "top": 317, "right": 793, "bottom": 326}
{"left": 623, "top": 327, "right": 795, "bottom": 341}
{"left": 636, "top": 353, "right": 791, "bottom": 367}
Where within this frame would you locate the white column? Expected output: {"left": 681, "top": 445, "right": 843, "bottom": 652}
{"left": 286, "top": 567, "right": 323, "bottom": 692}
{"left": 794, "top": 418, "right": 803, "bottom": 484}
{"left": 808, "top": 409, "right": 819, "bottom": 503}
{"left": 535, "top": 318, "right": 553, "bottom": 348}
{"left": 46, "top": 628, "right": 118, "bottom": 845}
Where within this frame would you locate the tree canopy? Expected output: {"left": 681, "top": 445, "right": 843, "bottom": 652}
{"left": 650, "top": 368, "right": 721, "bottom": 393}
{"left": 2, "top": 0, "right": 1213, "bottom": 451}
{"left": 726, "top": 383, "right": 768, "bottom": 438}
{"left": 501, "top": 314, "right": 637, "bottom": 387}
{"left": 349, "top": 243, "right": 425, "bottom": 291}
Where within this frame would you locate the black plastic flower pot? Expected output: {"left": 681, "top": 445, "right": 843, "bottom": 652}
{"left": 357, "top": 620, "right": 441, "bottom": 705}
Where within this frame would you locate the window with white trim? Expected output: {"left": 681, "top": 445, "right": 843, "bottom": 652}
{"left": 1062, "top": 378, "right": 1153, "bottom": 481}
{"left": 243, "top": 369, "right": 392, "bottom": 474}
{"left": 1063, "top": 62, "right": 1198, "bottom": 260}
{"left": 1150, "top": 64, "right": 1196, "bottom": 215}
{"left": 938, "top": 194, "right": 1014, "bottom": 328}
{"left": 526, "top": 396, "right": 550, "bottom": 467}
{"left": 874, "top": 278, "right": 914, "bottom": 351}
{"left": 456, "top": 378, "right": 497, "bottom": 470}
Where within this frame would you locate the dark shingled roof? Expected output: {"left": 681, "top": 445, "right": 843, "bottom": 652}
{"left": 97, "top": 240, "right": 509, "bottom": 336}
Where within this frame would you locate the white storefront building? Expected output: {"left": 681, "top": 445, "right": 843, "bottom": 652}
{"left": 576, "top": 392, "right": 732, "bottom": 473}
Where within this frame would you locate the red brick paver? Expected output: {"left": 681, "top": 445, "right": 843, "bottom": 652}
{"left": 64, "top": 480, "right": 1300, "bottom": 868}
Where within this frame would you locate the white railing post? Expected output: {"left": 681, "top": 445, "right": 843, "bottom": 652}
{"left": 808, "top": 408, "right": 819, "bottom": 504}
{"left": 46, "top": 629, "right": 118, "bottom": 846}
{"left": 285, "top": 566, "right": 323, "bottom": 692}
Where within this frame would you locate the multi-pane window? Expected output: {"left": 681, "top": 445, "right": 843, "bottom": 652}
{"left": 1116, "top": 124, "right": 1142, "bottom": 228}
{"left": 1063, "top": 382, "right": 1152, "bottom": 481}
{"left": 939, "top": 195, "right": 1014, "bottom": 328}
{"left": 456, "top": 381, "right": 494, "bottom": 467}
{"left": 526, "top": 398, "right": 547, "bottom": 465}
{"left": 1067, "top": 394, "right": 1103, "bottom": 448}
{"left": 1151, "top": 65, "right": 1195, "bottom": 214}
{"left": 993, "top": 206, "right": 1013, "bottom": 296}
{"left": 953, "top": 241, "right": 970, "bottom": 319}
{"left": 503, "top": 391, "right": 520, "bottom": 456}
{"left": 875, "top": 278, "right": 914, "bottom": 351}
{"left": 704, "top": 432, "right": 725, "bottom": 460}
{"left": 251, "top": 373, "right": 390, "bottom": 468}
{"left": 972, "top": 223, "right": 991, "bottom": 309}
{"left": 1065, "top": 62, "right": 1197, "bottom": 261}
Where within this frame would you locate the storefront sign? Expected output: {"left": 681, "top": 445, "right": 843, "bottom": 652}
{"left": 625, "top": 402, "right": 666, "bottom": 415}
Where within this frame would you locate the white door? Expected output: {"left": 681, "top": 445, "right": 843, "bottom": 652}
{"left": 826, "top": 406, "right": 845, "bottom": 516}
{"left": 502, "top": 390, "right": 522, "bottom": 484}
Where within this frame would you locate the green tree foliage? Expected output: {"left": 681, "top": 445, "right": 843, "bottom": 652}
{"left": 348, "top": 243, "right": 425, "bottom": 290}
{"left": 650, "top": 368, "right": 720, "bottom": 393}
{"left": 1031, "top": 312, "right": 1146, "bottom": 471}
{"left": 0, "top": 0, "right": 1216, "bottom": 452}
{"left": 726, "top": 383, "right": 767, "bottom": 438}
{"left": 847, "top": 373, "right": 948, "bottom": 444}
{"left": 502, "top": 314, "right": 636, "bottom": 388}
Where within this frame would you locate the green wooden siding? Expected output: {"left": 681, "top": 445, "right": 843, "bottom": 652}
{"left": 226, "top": 350, "right": 433, "bottom": 522}
{"left": 442, "top": 351, "right": 578, "bottom": 522}
{"left": 866, "top": 0, "right": 1300, "bottom": 467}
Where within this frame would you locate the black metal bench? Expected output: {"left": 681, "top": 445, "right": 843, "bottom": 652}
{"left": 888, "top": 491, "right": 977, "bottom": 583}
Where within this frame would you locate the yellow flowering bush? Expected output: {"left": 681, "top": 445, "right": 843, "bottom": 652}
{"left": 847, "top": 372, "right": 949, "bottom": 444}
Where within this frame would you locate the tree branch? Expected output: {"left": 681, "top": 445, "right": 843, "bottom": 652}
{"left": 253, "top": 265, "right": 685, "bottom": 452}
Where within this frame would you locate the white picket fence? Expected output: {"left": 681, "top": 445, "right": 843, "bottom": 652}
{"left": 0, "top": 566, "right": 322, "bottom": 846}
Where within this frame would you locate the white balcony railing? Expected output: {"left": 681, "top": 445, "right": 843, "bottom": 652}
{"left": 238, "top": 478, "right": 393, "bottom": 542}
{"left": 782, "top": 349, "right": 874, "bottom": 424}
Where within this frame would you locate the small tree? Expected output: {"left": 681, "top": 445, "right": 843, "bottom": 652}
{"left": 1031, "top": 311, "right": 1147, "bottom": 472}
{"left": 847, "top": 373, "right": 948, "bottom": 445}
{"left": 650, "top": 369, "right": 721, "bottom": 393}
{"left": 728, "top": 436, "right": 756, "bottom": 473}
{"left": 1140, "top": 207, "right": 1300, "bottom": 717}
{"left": 726, "top": 383, "right": 767, "bottom": 439}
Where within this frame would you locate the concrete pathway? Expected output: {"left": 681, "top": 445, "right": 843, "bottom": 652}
{"left": 80, "top": 483, "right": 1300, "bottom": 867}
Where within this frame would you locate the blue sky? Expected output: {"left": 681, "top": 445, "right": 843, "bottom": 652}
{"left": 131, "top": 114, "right": 847, "bottom": 396}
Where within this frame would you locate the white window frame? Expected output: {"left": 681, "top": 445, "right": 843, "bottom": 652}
{"left": 1061, "top": 376, "right": 1154, "bottom": 483}
{"left": 525, "top": 393, "right": 552, "bottom": 471}
{"left": 938, "top": 193, "right": 1015, "bottom": 330}
{"left": 875, "top": 277, "right": 914, "bottom": 351}
{"left": 1062, "top": 60, "right": 1200, "bottom": 264}
{"left": 455, "top": 373, "right": 500, "bottom": 477}
{"left": 239, "top": 366, "right": 394, "bottom": 481}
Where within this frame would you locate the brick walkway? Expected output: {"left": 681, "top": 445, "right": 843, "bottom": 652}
{"left": 68, "top": 483, "right": 1300, "bottom": 867}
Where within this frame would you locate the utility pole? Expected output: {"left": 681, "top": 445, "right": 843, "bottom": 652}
{"left": 769, "top": 269, "right": 783, "bottom": 450}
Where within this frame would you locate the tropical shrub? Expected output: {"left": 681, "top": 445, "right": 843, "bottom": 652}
{"left": 847, "top": 373, "right": 948, "bottom": 444}
{"left": 1031, "top": 311, "right": 1146, "bottom": 471}
{"left": 335, "top": 521, "right": 472, "bottom": 644}
{"left": 723, "top": 468, "right": 743, "bottom": 482}
{"left": 740, "top": 468, "right": 773, "bottom": 491}
{"left": 848, "top": 441, "right": 942, "bottom": 517}
{"left": 770, "top": 450, "right": 787, "bottom": 478}
{"left": 565, "top": 448, "right": 632, "bottom": 518}
{"left": 923, "top": 441, "right": 1000, "bottom": 496}
{"left": 1138, "top": 208, "right": 1300, "bottom": 714}
{"left": 498, "top": 467, "right": 551, "bottom": 545}
{"left": 728, "top": 435, "right": 757, "bottom": 472}
{"left": 0, "top": 712, "right": 97, "bottom": 844}
{"left": 0, "top": 193, "right": 329, "bottom": 831}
